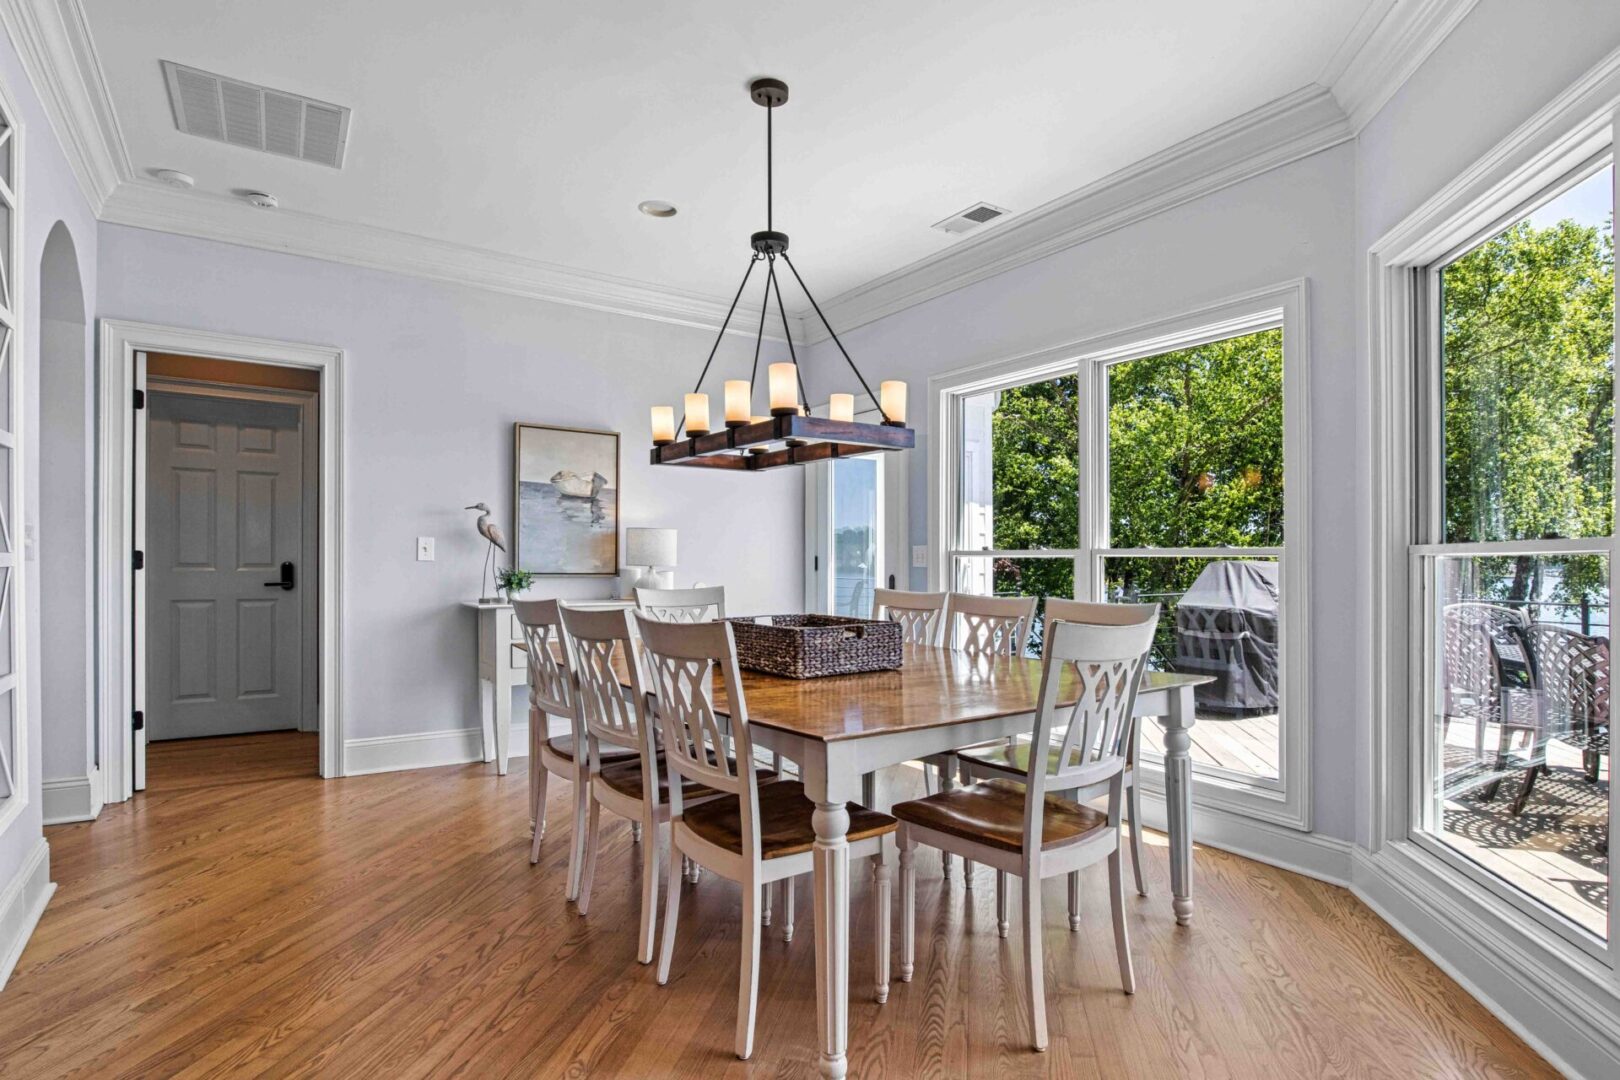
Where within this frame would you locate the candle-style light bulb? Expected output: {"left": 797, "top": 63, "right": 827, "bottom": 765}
{"left": 769, "top": 363, "right": 799, "bottom": 416}
{"left": 684, "top": 393, "right": 711, "bottom": 436}
{"left": 879, "top": 380, "right": 907, "bottom": 426}
{"left": 828, "top": 393, "right": 855, "bottom": 423}
{"left": 650, "top": 405, "right": 676, "bottom": 445}
{"left": 724, "top": 380, "right": 751, "bottom": 428}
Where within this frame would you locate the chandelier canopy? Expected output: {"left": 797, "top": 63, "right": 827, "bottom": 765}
{"left": 649, "top": 78, "right": 914, "bottom": 472}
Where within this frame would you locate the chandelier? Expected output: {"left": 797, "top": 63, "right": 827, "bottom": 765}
{"left": 649, "top": 78, "right": 914, "bottom": 471}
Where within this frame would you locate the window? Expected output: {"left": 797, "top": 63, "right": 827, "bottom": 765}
{"left": 934, "top": 284, "right": 1308, "bottom": 824}
{"left": 805, "top": 402, "right": 908, "bottom": 618}
{"left": 0, "top": 91, "right": 19, "bottom": 820}
{"left": 1413, "top": 162, "right": 1614, "bottom": 942}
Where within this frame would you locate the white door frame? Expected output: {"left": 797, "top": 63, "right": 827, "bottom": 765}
{"left": 801, "top": 397, "right": 909, "bottom": 613}
{"left": 97, "top": 320, "right": 346, "bottom": 799}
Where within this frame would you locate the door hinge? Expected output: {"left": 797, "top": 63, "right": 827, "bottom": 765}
{"left": 133, "top": 549, "right": 144, "bottom": 571}
{"left": 813, "top": 555, "right": 819, "bottom": 572}
{"left": 133, "top": 388, "right": 146, "bottom": 410}
{"left": 132, "top": 710, "right": 144, "bottom": 731}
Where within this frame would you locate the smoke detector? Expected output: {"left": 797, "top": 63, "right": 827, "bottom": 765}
{"left": 151, "top": 168, "right": 195, "bottom": 189}
{"left": 931, "top": 201, "right": 1009, "bottom": 236}
{"left": 162, "top": 61, "right": 351, "bottom": 168}
{"left": 241, "top": 191, "right": 278, "bottom": 210}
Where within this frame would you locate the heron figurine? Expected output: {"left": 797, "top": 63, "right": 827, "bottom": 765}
{"left": 466, "top": 503, "right": 508, "bottom": 602}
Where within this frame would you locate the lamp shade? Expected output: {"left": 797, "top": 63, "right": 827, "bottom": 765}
{"left": 625, "top": 527, "right": 677, "bottom": 568}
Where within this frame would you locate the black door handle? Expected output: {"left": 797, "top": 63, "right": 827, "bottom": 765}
{"left": 264, "top": 561, "right": 295, "bottom": 590}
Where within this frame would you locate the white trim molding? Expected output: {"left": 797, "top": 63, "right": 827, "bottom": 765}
{"left": 346, "top": 715, "right": 532, "bottom": 777}
{"left": 0, "top": 837, "right": 53, "bottom": 990}
{"left": 96, "top": 320, "right": 348, "bottom": 793}
{"left": 1320, "top": 0, "right": 1480, "bottom": 133}
{"left": 40, "top": 769, "right": 99, "bottom": 824}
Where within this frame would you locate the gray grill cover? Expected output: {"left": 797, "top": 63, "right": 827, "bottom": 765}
{"left": 1174, "top": 560, "right": 1279, "bottom": 713}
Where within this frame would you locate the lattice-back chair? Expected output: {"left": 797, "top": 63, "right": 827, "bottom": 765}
{"left": 1507, "top": 623, "right": 1612, "bottom": 816}
{"left": 894, "top": 615, "right": 1157, "bottom": 1051}
{"left": 635, "top": 585, "right": 727, "bottom": 623}
{"left": 637, "top": 614, "right": 896, "bottom": 1060}
{"left": 945, "top": 592, "right": 1038, "bottom": 659}
{"left": 563, "top": 604, "right": 724, "bottom": 962}
{"left": 921, "top": 591, "right": 1038, "bottom": 878}
{"left": 958, "top": 599, "right": 1161, "bottom": 900}
{"left": 512, "top": 599, "right": 638, "bottom": 886}
{"left": 1441, "top": 601, "right": 1530, "bottom": 743}
{"left": 872, "top": 588, "right": 949, "bottom": 646}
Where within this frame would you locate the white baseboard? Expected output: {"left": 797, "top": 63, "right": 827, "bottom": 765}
{"left": 344, "top": 718, "right": 532, "bottom": 776}
{"left": 1134, "top": 789, "right": 1355, "bottom": 886}
{"left": 0, "top": 838, "right": 55, "bottom": 991}
{"left": 42, "top": 769, "right": 103, "bottom": 825}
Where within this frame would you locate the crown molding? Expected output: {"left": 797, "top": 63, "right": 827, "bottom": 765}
{"left": 100, "top": 181, "right": 799, "bottom": 340}
{"left": 803, "top": 84, "right": 1353, "bottom": 342}
{"left": 1325, "top": 0, "right": 1480, "bottom": 133}
{"left": 0, "top": 0, "right": 128, "bottom": 213}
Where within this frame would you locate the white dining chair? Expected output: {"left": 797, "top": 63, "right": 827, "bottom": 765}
{"left": 639, "top": 614, "right": 897, "bottom": 1060}
{"left": 512, "top": 599, "right": 638, "bottom": 890}
{"left": 894, "top": 612, "right": 1157, "bottom": 1051}
{"left": 923, "top": 591, "right": 1037, "bottom": 880}
{"left": 563, "top": 605, "right": 758, "bottom": 962}
{"left": 958, "top": 598, "right": 1160, "bottom": 905}
{"left": 872, "top": 587, "right": 948, "bottom": 645}
{"left": 634, "top": 585, "right": 727, "bottom": 623}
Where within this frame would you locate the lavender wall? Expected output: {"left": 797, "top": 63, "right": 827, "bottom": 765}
{"left": 96, "top": 225, "right": 803, "bottom": 747}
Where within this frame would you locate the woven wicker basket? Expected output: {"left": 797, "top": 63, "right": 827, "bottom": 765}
{"left": 726, "top": 615, "right": 903, "bottom": 679}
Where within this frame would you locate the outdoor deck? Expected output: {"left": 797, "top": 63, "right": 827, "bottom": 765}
{"left": 1144, "top": 711, "right": 1281, "bottom": 780}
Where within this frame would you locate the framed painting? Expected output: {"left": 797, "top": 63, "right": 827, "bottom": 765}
{"left": 513, "top": 423, "right": 620, "bottom": 575}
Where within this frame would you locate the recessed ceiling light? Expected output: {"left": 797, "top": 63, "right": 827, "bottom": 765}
{"left": 241, "top": 190, "right": 279, "bottom": 210}
{"left": 151, "top": 168, "right": 195, "bottom": 188}
{"left": 638, "top": 200, "right": 677, "bottom": 218}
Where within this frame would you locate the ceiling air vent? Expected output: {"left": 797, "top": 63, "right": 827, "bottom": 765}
{"left": 162, "top": 61, "right": 351, "bottom": 168}
{"left": 931, "top": 201, "right": 1009, "bottom": 236}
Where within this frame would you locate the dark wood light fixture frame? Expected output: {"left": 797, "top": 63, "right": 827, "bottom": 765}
{"left": 650, "top": 77, "right": 915, "bottom": 471}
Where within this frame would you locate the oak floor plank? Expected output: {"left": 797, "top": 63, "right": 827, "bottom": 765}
{"left": 0, "top": 732, "right": 1559, "bottom": 1079}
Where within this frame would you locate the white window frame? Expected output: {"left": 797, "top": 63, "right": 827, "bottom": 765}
{"left": 929, "top": 280, "right": 1311, "bottom": 829}
{"left": 1367, "top": 64, "right": 1620, "bottom": 1062}
{"left": 803, "top": 397, "right": 909, "bottom": 615}
{"left": 0, "top": 75, "right": 23, "bottom": 837}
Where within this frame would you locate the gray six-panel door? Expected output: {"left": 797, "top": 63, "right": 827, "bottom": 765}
{"left": 146, "top": 391, "right": 304, "bottom": 739}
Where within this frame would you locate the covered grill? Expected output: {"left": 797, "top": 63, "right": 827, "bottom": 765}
{"left": 1174, "top": 560, "right": 1280, "bottom": 713}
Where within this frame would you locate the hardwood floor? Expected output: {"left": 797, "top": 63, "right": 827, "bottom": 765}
{"left": 0, "top": 732, "right": 1554, "bottom": 1078}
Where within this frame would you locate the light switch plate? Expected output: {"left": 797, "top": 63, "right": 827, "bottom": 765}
{"left": 417, "top": 537, "right": 435, "bottom": 561}
{"left": 912, "top": 545, "right": 928, "bottom": 568}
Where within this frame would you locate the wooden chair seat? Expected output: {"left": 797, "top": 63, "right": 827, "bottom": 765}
{"left": 958, "top": 737, "right": 1118, "bottom": 779}
{"left": 544, "top": 734, "right": 637, "bottom": 764}
{"left": 682, "top": 780, "right": 897, "bottom": 860}
{"left": 892, "top": 778, "right": 1107, "bottom": 854}
{"left": 597, "top": 755, "right": 772, "bottom": 804}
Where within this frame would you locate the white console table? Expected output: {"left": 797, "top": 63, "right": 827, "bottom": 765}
{"left": 466, "top": 599, "right": 636, "bottom": 774}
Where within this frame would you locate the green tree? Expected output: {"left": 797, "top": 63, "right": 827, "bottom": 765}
{"left": 1442, "top": 212, "right": 1614, "bottom": 612}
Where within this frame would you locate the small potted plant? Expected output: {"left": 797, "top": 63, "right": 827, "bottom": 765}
{"left": 496, "top": 567, "right": 538, "bottom": 602}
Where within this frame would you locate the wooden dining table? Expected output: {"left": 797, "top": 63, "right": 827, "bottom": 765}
{"left": 612, "top": 641, "right": 1207, "bottom": 1080}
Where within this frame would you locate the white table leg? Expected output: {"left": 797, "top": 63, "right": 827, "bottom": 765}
{"left": 494, "top": 679, "right": 511, "bottom": 776}
{"left": 812, "top": 800, "right": 851, "bottom": 1080}
{"left": 1160, "top": 684, "right": 1196, "bottom": 925}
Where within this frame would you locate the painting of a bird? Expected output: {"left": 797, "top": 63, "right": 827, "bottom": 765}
{"left": 466, "top": 502, "right": 508, "bottom": 601}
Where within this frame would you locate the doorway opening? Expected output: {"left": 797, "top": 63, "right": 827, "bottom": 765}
{"left": 139, "top": 353, "right": 321, "bottom": 788}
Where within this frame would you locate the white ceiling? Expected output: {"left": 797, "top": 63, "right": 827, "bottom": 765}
{"left": 79, "top": 0, "right": 1380, "bottom": 307}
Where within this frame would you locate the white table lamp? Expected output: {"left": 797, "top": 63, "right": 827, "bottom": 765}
{"left": 625, "top": 527, "right": 677, "bottom": 591}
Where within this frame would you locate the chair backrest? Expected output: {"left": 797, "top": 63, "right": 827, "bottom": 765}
{"left": 511, "top": 598, "right": 574, "bottom": 718}
{"left": 1527, "top": 623, "right": 1609, "bottom": 733}
{"left": 1442, "top": 602, "right": 1531, "bottom": 717}
{"left": 945, "top": 592, "right": 1037, "bottom": 658}
{"left": 1044, "top": 598, "right": 1160, "bottom": 628}
{"left": 560, "top": 605, "right": 655, "bottom": 762}
{"left": 634, "top": 614, "right": 765, "bottom": 854}
{"left": 873, "top": 588, "right": 949, "bottom": 645}
{"left": 1025, "top": 612, "right": 1159, "bottom": 817}
{"left": 636, "top": 585, "right": 727, "bottom": 623}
